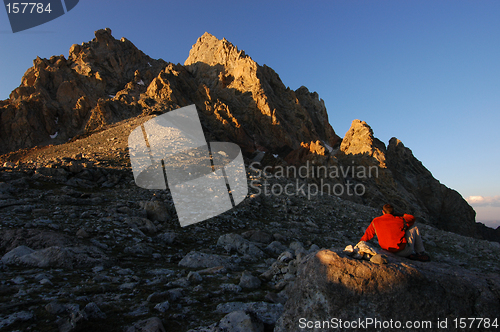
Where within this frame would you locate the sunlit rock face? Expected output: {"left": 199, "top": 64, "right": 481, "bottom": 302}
{"left": 275, "top": 249, "right": 500, "bottom": 332}
{"left": 340, "top": 119, "right": 387, "bottom": 167}
{"left": 0, "top": 28, "right": 166, "bottom": 153}
{"left": 182, "top": 32, "right": 341, "bottom": 154}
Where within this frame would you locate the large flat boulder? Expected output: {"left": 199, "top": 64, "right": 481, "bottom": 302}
{"left": 275, "top": 249, "right": 500, "bottom": 332}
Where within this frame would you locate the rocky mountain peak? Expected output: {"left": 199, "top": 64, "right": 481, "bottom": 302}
{"left": 184, "top": 32, "right": 248, "bottom": 68}
{"left": 1, "top": 28, "right": 168, "bottom": 153}
{"left": 93, "top": 27, "right": 113, "bottom": 43}
{"left": 386, "top": 137, "right": 426, "bottom": 172}
{"left": 67, "top": 28, "right": 162, "bottom": 93}
{"left": 340, "top": 119, "right": 387, "bottom": 167}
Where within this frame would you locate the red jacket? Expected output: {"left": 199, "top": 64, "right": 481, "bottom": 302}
{"left": 360, "top": 213, "right": 415, "bottom": 252}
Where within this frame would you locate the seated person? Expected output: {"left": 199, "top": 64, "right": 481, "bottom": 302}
{"left": 359, "top": 203, "right": 429, "bottom": 261}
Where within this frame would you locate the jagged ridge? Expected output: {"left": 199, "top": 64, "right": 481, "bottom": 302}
{"left": 0, "top": 28, "right": 483, "bottom": 239}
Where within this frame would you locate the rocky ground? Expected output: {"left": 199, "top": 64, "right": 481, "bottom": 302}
{"left": 1, "top": 117, "right": 499, "bottom": 332}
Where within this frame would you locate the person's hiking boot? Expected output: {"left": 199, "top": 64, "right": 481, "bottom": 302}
{"left": 408, "top": 252, "right": 430, "bottom": 262}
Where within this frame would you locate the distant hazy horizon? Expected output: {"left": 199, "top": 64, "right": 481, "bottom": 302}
{"left": 478, "top": 220, "right": 500, "bottom": 229}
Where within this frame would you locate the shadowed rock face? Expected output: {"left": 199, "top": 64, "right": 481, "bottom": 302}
{"left": 386, "top": 137, "right": 476, "bottom": 235}
{"left": 275, "top": 249, "right": 500, "bottom": 332}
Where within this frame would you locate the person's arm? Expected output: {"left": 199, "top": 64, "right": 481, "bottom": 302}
{"left": 403, "top": 214, "right": 416, "bottom": 228}
{"left": 360, "top": 222, "right": 376, "bottom": 242}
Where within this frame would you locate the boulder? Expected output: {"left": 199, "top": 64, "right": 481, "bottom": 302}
{"left": 125, "top": 317, "right": 166, "bottom": 332}
{"left": 139, "top": 201, "right": 170, "bottom": 222}
{"left": 0, "top": 228, "right": 72, "bottom": 252}
{"left": 275, "top": 249, "right": 500, "bottom": 331}
{"left": 215, "top": 301, "right": 284, "bottom": 326}
{"left": 242, "top": 230, "right": 274, "bottom": 244}
{"left": 1, "top": 245, "right": 108, "bottom": 269}
{"left": 218, "top": 311, "right": 264, "bottom": 332}
{"left": 217, "top": 233, "right": 265, "bottom": 259}
{"left": 0, "top": 311, "right": 34, "bottom": 330}
{"left": 239, "top": 271, "right": 262, "bottom": 290}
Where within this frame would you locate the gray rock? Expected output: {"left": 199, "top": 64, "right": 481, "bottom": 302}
{"left": 40, "top": 278, "right": 53, "bottom": 285}
{"left": 119, "top": 282, "right": 139, "bottom": 290}
{"left": 76, "top": 228, "right": 89, "bottom": 238}
{"left": 90, "top": 239, "right": 109, "bottom": 250}
{"left": 218, "top": 311, "right": 264, "bottom": 332}
{"left": 126, "top": 317, "right": 166, "bottom": 332}
{"left": 260, "top": 259, "right": 288, "bottom": 281}
{"left": 0, "top": 310, "right": 34, "bottom": 329}
{"left": 140, "top": 201, "right": 170, "bottom": 222}
{"left": 215, "top": 302, "right": 248, "bottom": 313}
{"left": 246, "top": 302, "right": 284, "bottom": 325}
{"left": 217, "top": 233, "right": 264, "bottom": 258}
{"left": 242, "top": 230, "right": 273, "bottom": 244}
{"left": 45, "top": 301, "right": 66, "bottom": 315}
{"left": 1, "top": 245, "right": 107, "bottom": 269}
{"left": 127, "top": 217, "right": 157, "bottom": 234}
{"left": 308, "top": 244, "right": 320, "bottom": 253}
{"left": 166, "top": 277, "right": 190, "bottom": 288}
{"left": 11, "top": 275, "right": 25, "bottom": 284}
{"left": 166, "top": 288, "right": 184, "bottom": 302}
{"left": 239, "top": 271, "right": 261, "bottom": 290}
{"left": 187, "top": 271, "right": 203, "bottom": 283}
{"left": 154, "top": 301, "right": 170, "bottom": 313}
{"left": 277, "top": 251, "right": 294, "bottom": 263}
{"left": 264, "top": 291, "right": 288, "bottom": 305}
{"left": 156, "top": 232, "right": 176, "bottom": 244}
{"left": 124, "top": 243, "right": 153, "bottom": 256}
{"left": 220, "top": 283, "right": 242, "bottom": 293}
{"left": 216, "top": 302, "right": 284, "bottom": 326}
{"left": 265, "top": 241, "right": 288, "bottom": 256}
{"left": 84, "top": 302, "right": 107, "bottom": 319}
{"left": 147, "top": 268, "right": 175, "bottom": 276}
{"left": 1, "top": 245, "right": 35, "bottom": 264}
{"left": 34, "top": 272, "right": 53, "bottom": 281}
{"left": 178, "top": 251, "right": 235, "bottom": 269}
{"left": 147, "top": 291, "right": 170, "bottom": 303}
{"left": 56, "top": 304, "right": 88, "bottom": 332}
{"left": 289, "top": 241, "right": 304, "bottom": 252}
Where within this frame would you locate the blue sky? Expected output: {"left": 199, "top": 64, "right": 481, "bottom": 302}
{"left": 1, "top": 1, "right": 499, "bottom": 226}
